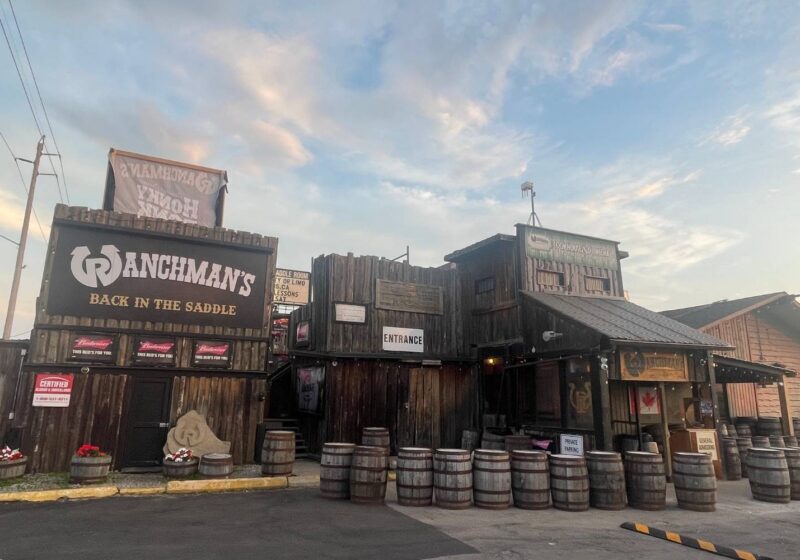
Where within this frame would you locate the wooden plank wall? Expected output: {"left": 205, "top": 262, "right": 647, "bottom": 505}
{"left": 296, "top": 360, "right": 478, "bottom": 454}
{"left": 170, "top": 376, "right": 266, "bottom": 465}
{"left": 521, "top": 298, "right": 604, "bottom": 357}
{"left": 292, "top": 253, "right": 465, "bottom": 358}
{"left": 12, "top": 370, "right": 129, "bottom": 472}
{"left": 0, "top": 341, "right": 27, "bottom": 439}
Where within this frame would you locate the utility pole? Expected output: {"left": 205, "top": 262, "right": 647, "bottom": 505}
{"left": 3, "top": 135, "right": 44, "bottom": 339}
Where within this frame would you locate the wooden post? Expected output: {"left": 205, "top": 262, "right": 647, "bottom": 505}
{"left": 778, "top": 376, "right": 795, "bottom": 436}
{"left": 657, "top": 382, "right": 672, "bottom": 481}
{"left": 591, "top": 353, "right": 614, "bottom": 451}
{"left": 706, "top": 352, "right": 722, "bottom": 432}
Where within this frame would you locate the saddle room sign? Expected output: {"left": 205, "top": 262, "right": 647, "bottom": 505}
{"left": 45, "top": 221, "right": 268, "bottom": 328}
{"left": 620, "top": 350, "right": 688, "bottom": 382}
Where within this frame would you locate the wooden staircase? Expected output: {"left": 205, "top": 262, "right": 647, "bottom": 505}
{"left": 263, "top": 418, "right": 310, "bottom": 458}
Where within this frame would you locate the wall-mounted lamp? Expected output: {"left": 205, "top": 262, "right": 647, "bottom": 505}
{"left": 542, "top": 331, "right": 563, "bottom": 342}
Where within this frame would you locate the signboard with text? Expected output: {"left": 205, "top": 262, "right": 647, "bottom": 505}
{"left": 192, "top": 340, "right": 232, "bottom": 368}
{"left": 375, "top": 279, "right": 443, "bottom": 315}
{"left": 45, "top": 222, "right": 268, "bottom": 328}
{"left": 524, "top": 226, "right": 619, "bottom": 270}
{"left": 559, "top": 433, "right": 584, "bottom": 456}
{"left": 334, "top": 303, "right": 366, "bottom": 324}
{"left": 32, "top": 373, "right": 74, "bottom": 407}
{"left": 132, "top": 337, "right": 176, "bottom": 366}
{"left": 296, "top": 366, "right": 325, "bottom": 414}
{"left": 273, "top": 269, "right": 310, "bottom": 305}
{"left": 382, "top": 327, "right": 424, "bottom": 353}
{"left": 620, "top": 350, "right": 688, "bottom": 382}
{"left": 68, "top": 333, "right": 117, "bottom": 363}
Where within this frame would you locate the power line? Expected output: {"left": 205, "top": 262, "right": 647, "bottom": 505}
{"left": 7, "top": 0, "right": 69, "bottom": 204}
{"left": 0, "top": 129, "right": 48, "bottom": 244}
{"left": 0, "top": 8, "right": 42, "bottom": 137}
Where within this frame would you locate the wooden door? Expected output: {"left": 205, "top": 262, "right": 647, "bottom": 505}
{"left": 121, "top": 376, "right": 171, "bottom": 469}
{"left": 396, "top": 367, "right": 441, "bottom": 450}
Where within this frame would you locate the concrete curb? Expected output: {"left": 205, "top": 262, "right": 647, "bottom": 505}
{"left": 166, "top": 477, "right": 289, "bottom": 494}
{"left": 288, "top": 475, "right": 320, "bottom": 488}
{"left": 118, "top": 486, "right": 167, "bottom": 496}
{"left": 0, "top": 486, "right": 119, "bottom": 503}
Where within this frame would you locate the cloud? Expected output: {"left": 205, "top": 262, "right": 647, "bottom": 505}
{"left": 766, "top": 91, "right": 800, "bottom": 146}
{"left": 701, "top": 112, "right": 752, "bottom": 146}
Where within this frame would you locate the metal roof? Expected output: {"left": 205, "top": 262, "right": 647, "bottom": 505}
{"left": 444, "top": 233, "right": 516, "bottom": 262}
{"left": 660, "top": 292, "right": 789, "bottom": 329}
{"left": 713, "top": 354, "right": 795, "bottom": 384}
{"left": 523, "top": 291, "right": 733, "bottom": 349}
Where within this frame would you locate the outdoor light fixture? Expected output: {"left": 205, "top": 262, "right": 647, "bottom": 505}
{"left": 542, "top": 330, "right": 563, "bottom": 342}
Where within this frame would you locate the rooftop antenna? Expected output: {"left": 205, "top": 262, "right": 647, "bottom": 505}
{"left": 521, "top": 181, "right": 542, "bottom": 227}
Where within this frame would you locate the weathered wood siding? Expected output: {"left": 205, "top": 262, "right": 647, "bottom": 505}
{"left": 0, "top": 340, "right": 28, "bottom": 439}
{"left": 290, "top": 253, "right": 465, "bottom": 358}
{"left": 295, "top": 360, "right": 478, "bottom": 454}
{"left": 704, "top": 315, "right": 759, "bottom": 417}
{"left": 520, "top": 296, "right": 604, "bottom": 356}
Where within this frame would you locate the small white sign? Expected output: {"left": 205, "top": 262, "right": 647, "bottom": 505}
{"left": 382, "top": 326, "right": 424, "bottom": 353}
{"left": 695, "top": 431, "right": 719, "bottom": 461}
{"left": 559, "top": 433, "right": 584, "bottom": 456}
{"left": 335, "top": 303, "right": 366, "bottom": 324}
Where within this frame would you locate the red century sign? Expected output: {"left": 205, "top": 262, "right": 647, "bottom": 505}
{"left": 32, "top": 373, "right": 74, "bottom": 407}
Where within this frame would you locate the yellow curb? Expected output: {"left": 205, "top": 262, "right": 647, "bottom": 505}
{"left": 166, "top": 477, "right": 288, "bottom": 494}
{"left": 118, "top": 486, "right": 166, "bottom": 496}
{"left": 388, "top": 471, "right": 397, "bottom": 482}
{"left": 288, "top": 475, "right": 319, "bottom": 488}
{"left": 0, "top": 486, "right": 118, "bottom": 503}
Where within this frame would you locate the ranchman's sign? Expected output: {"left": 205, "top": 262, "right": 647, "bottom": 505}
{"left": 524, "top": 226, "right": 619, "bottom": 270}
{"left": 107, "top": 149, "right": 226, "bottom": 227}
{"left": 46, "top": 223, "right": 268, "bottom": 328}
{"left": 273, "top": 269, "right": 310, "bottom": 305}
{"left": 620, "top": 350, "right": 688, "bottom": 382}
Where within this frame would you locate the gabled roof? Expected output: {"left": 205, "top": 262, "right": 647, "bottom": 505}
{"left": 523, "top": 292, "right": 733, "bottom": 349}
{"left": 444, "top": 233, "right": 516, "bottom": 263}
{"left": 661, "top": 292, "right": 790, "bottom": 329}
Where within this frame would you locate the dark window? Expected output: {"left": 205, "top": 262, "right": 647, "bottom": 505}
{"left": 585, "top": 276, "right": 611, "bottom": 292}
{"left": 475, "top": 276, "right": 495, "bottom": 294}
{"left": 538, "top": 270, "right": 565, "bottom": 287}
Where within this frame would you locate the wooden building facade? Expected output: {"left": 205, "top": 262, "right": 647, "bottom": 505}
{"left": 663, "top": 292, "right": 800, "bottom": 420}
{"left": 288, "top": 253, "right": 478, "bottom": 454}
{"left": 8, "top": 205, "right": 278, "bottom": 472}
{"left": 445, "top": 225, "right": 731, "bottom": 467}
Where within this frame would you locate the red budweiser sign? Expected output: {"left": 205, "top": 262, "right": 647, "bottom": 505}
{"left": 196, "top": 343, "right": 228, "bottom": 356}
{"left": 74, "top": 336, "right": 114, "bottom": 350}
{"left": 193, "top": 339, "right": 231, "bottom": 367}
{"left": 138, "top": 341, "right": 174, "bottom": 353}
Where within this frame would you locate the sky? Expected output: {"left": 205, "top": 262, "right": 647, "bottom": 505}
{"left": 0, "top": 0, "right": 799, "bottom": 338}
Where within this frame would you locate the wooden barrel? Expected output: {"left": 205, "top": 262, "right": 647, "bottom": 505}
{"left": 261, "top": 430, "right": 296, "bottom": 476}
{"left": 396, "top": 447, "right": 433, "bottom": 507}
{"left": 735, "top": 417, "right": 757, "bottom": 438}
{"left": 549, "top": 454, "right": 589, "bottom": 512}
{"left": 673, "top": 452, "right": 717, "bottom": 512}
{"left": 511, "top": 450, "right": 549, "bottom": 510}
{"left": 778, "top": 447, "right": 800, "bottom": 500}
{"left": 320, "top": 443, "right": 356, "bottom": 499}
{"left": 737, "top": 437, "right": 753, "bottom": 478}
{"left": 162, "top": 458, "right": 199, "bottom": 479}
{"left": 69, "top": 455, "right": 112, "bottom": 484}
{"left": 793, "top": 418, "right": 800, "bottom": 436}
{"left": 350, "top": 445, "right": 388, "bottom": 505}
{"left": 362, "top": 427, "right": 390, "bottom": 456}
{"left": 434, "top": 449, "right": 472, "bottom": 509}
{"left": 0, "top": 457, "right": 27, "bottom": 480}
{"left": 752, "top": 436, "right": 771, "bottom": 447}
{"left": 723, "top": 423, "right": 738, "bottom": 438}
{"left": 461, "top": 430, "right": 479, "bottom": 451}
{"left": 735, "top": 423, "right": 753, "bottom": 438}
{"left": 199, "top": 453, "right": 233, "bottom": 479}
{"left": 757, "top": 417, "right": 783, "bottom": 436}
{"left": 785, "top": 435, "right": 799, "bottom": 448}
{"left": 481, "top": 431, "right": 505, "bottom": 451}
{"left": 747, "top": 447, "right": 790, "bottom": 503}
{"left": 721, "top": 438, "right": 742, "bottom": 481}
{"left": 473, "top": 449, "right": 511, "bottom": 509}
{"left": 504, "top": 435, "right": 532, "bottom": 452}
{"left": 769, "top": 435, "right": 787, "bottom": 448}
{"left": 624, "top": 452, "right": 666, "bottom": 511}
{"left": 585, "top": 451, "right": 626, "bottom": 510}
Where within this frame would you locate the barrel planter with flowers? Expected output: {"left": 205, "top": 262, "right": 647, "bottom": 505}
{"left": 0, "top": 446, "right": 27, "bottom": 480}
{"left": 70, "top": 444, "right": 111, "bottom": 484}
{"left": 163, "top": 448, "right": 198, "bottom": 478}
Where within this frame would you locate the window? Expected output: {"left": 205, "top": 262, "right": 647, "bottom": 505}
{"left": 538, "top": 270, "right": 565, "bottom": 287}
{"left": 475, "top": 276, "right": 495, "bottom": 294}
{"left": 585, "top": 276, "right": 611, "bottom": 292}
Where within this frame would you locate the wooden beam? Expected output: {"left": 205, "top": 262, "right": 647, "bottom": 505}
{"left": 658, "top": 382, "right": 672, "bottom": 481}
{"left": 706, "top": 352, "right": 722, "bottom": 431}
{"left": 779, "top": 376, "right": 795, "bottom": 436}
{"left": 591, "top": 353, "right": 614, "bottom": 451}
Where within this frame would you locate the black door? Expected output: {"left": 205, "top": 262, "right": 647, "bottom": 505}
{"left": 122, "top": 377, "right": 172, "bottom": 469}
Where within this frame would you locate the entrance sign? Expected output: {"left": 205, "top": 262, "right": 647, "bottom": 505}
{"left": 33, "top": 373, "right": 74, "bottom": 407}
{"left": 273, "top": 269, "right": 310, "bottom": 305}
{"left": 382, "top": 327, "right": 424, "bottom": 353}
{"left": 106, "top": 149, "right": 226, "bottom": 227}
{"left": 68, "top": 333, "right": 117, "bottom": 363}
{"left": 45, "top": 222, "right": 268, "bottom": 328}
{"left": 620, "top": 350, "right": 688, "bottom": 382}
{"left": 559, "top": 433, "right": 584, "bottom": 456}
{"left": 334, "top": 303, "right": 366, "bottom": 324}
{"left": 524, "top": 226, "right": 618, "bottom": 270}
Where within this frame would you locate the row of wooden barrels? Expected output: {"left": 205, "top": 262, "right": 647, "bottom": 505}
{"left": 725, "top": 417, "right": 799, "bottom": 439}
{"left": 321, "top": 445, "right": 723, "bottom": 511}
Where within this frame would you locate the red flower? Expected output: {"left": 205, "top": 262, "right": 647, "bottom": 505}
{"left": 75, "top": 444, "right": 106, "bottom": 457}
